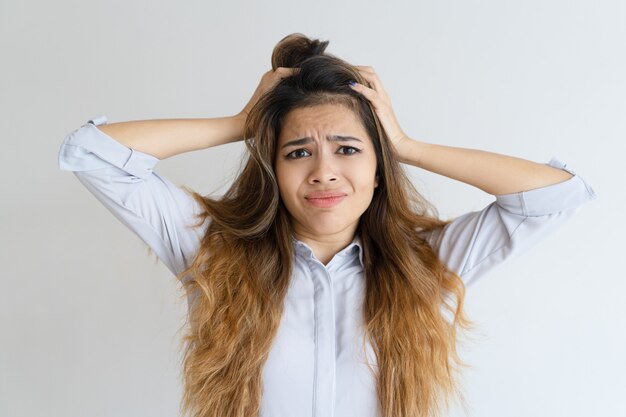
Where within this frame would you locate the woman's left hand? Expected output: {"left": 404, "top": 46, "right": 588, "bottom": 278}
{"left": 349, "top": 66, "right": 412, "bottom": 159}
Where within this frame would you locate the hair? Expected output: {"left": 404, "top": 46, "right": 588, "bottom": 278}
{"left": 174, "top": 33, "right": 474, "bottom": 417}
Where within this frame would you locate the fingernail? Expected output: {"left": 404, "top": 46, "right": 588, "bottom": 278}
{"left": 348, "top": 80, "right": 356, "bottom": 87}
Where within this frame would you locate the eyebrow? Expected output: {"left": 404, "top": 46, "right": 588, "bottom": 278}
{"left": 280, "top": 135, "right": 363, "bottom": 150}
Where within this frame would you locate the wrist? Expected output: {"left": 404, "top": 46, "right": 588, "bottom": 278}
{"left": 233, "top": 111, "right": 247, "bottom": 122}
{"left": 231, "top": 113, "right": 247, "bottom": 141}
{"left": 399, "top": 138, "right": 428, "bottom": 167}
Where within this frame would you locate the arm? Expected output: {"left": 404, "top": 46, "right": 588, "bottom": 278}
{"left": 348, "top": 67, "right": 596, "bottom": 286}
{"left": 397, "top": 140, "right": 574, "bottom": 195}
{"left": 58, "top": 68, "right": 299, "bottom": 279}
{"left": 417, "top": 157, "right": 596, "bottom": 286}
{"left": 96, "top": 113, "right": 246, "bottom": 160}
{"left": 92, "top": 67, "right": 300, "bottom": 160}
{"left": 397, "top": 138, "right": 595, "bottom": 286}
{"left": 348, "top": 66, "right": 573, "bottom": 195}
{"left": 58, "top": 115, "right": 217, "bottom": 279}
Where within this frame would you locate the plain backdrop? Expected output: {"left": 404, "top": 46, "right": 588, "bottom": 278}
{"left": 1, "top": 1, "right": 623, "bottom": 416}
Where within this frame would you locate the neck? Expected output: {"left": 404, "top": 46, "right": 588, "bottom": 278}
{"left": 292, "top": 225, "right": 359, "bottom": 266}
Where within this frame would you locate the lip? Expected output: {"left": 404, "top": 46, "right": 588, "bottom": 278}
{"left": 305, "top": 190, "right": 348, "bottom": 208}
{"left": 305, "top": 190, "right": 347, "bottom": 199}
{"left": 306, "top": 195, "right": 346, "bottom": 208}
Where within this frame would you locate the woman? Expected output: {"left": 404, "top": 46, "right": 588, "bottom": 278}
{"left": 58, "top": 33, "right": 596, "bottom": 417}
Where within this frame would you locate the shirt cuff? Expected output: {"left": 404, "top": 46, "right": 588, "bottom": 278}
{"left": 58, "top": 115, "right": 160, "bottom": 180}
{"left": 495, "top": 157, "right": 597, "bottom": 217}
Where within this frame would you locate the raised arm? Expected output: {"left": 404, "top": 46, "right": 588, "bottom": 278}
{"left": 58, "top": 115, "right": 221, "bottom": 279}
{"left": 416, "top": 157, "right": 595, "bottom": 286}
{"left": 58, "top": 67, "right": 299, "bottom": 279}
{"left": 95, "top": 114, "right": 246, "bottom": 160}
{"left": 349, "top": 66, "right": 596, "bottom": 286}
{"left": 395, "top": 141, "right": 574, "bottom": 195}
{"left": 92, "top": 66, "right": 299, "bottom": 160}
{"left": 349, "top": 66, "right": 573, "bottom": 195}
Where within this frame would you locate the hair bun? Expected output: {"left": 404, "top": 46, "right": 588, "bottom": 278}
{"left": 271, "top": 33, "right": 330, "bottom": 70}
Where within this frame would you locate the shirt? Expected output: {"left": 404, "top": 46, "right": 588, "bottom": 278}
{"left": 58, "top": 115, "right": 596, "bottom": 417}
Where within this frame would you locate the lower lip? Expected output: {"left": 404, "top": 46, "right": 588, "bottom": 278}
{"left": 306, "top": 196, "right": 346, "bottom": 208}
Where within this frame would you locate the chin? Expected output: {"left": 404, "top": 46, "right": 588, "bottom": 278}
{"left": 304, "top": 219, "right": 354, "bottom": 236}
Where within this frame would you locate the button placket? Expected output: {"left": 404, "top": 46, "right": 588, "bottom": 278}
{"left": 307, "top": 258, "right": 337, "bottom": 417}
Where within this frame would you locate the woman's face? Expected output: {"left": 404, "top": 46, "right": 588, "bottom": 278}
{"left": 274, "top": 103, "right": 379, "bottom": 241}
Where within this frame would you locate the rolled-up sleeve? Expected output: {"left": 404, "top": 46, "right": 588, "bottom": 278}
{"left": 58, "top": 115, "right": 209, "bottom": 279}
{"left": 420, "top": 157, "right": 597, "bottom": 287}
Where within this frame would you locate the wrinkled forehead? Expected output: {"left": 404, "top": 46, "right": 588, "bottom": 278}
{"left": 278, "top": 103, "right": 368, "bottom": 146}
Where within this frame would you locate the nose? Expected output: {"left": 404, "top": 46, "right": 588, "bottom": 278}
{"left": 307, "top": 152, "right": 338, "bottom": 184}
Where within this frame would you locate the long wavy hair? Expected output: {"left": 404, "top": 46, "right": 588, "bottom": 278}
{"left": 174, "top": 33, "right": 473, "bottom": 417}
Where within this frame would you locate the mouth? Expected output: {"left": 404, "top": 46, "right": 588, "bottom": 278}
{"left": 305, "top": 195, "right": 346, "bottom": 208}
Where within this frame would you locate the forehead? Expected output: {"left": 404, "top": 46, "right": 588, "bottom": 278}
{"left": 278, "top": 103, "right": 368, "bottom": 143}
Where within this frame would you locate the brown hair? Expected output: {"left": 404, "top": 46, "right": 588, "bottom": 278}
{"left": 175, "top": 33, "right": 473, "bottom": 417}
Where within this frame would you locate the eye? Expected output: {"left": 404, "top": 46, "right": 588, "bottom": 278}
{"left": 338, "top": 146, "right": 362, "bottom": 155}
{"left": 284, "top": 146, "right": 363, "bottom": 160}
{"left": 285, "top": 148, "right": 311, "bottom": 159}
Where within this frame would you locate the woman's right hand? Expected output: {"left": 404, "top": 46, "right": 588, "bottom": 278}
{"left": 238, "top": 67, "right": 300, "bottom": 120}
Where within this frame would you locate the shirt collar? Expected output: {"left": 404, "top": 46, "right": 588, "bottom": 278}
{"left": 292, "top": 234, "right": 364, "bottom": 268}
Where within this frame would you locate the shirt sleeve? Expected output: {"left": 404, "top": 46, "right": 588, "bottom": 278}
{"left": 58, "top": 115, "right": 209, "bottom": 279}
{"left": 419, "top": 157, "right": 597, "bottom": 287}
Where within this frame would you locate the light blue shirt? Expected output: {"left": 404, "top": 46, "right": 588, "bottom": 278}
{"left": 58, "top": 115, "right": 596, "bottom": 417}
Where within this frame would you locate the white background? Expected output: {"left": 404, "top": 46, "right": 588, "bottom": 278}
{"left": 1, "top": 1, "right": 623, "bottom": 416}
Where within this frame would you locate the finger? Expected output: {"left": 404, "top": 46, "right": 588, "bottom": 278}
{"left": 275, "top": 66, "right": 300, "bottom": 74}
{"left": 274, "top": 67, "right": 300, "bottom": 82}
{"left": 349, "top": 81, "right": 379, "bottom": 103}
{"left": 354, "top": 65, "right": 376, "bottom": 74}
{"left": 353, "top": 66, "right": 376, "bottom": 87}
{"left": 266, "top": 68, "right": 298, "bottom": 88}
{"left": 356, "top": 70, "right": 386, "bottom": 95}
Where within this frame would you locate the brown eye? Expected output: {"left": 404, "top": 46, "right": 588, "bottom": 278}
{"left": 286, "top": 149, "right": 311, "bottom": 159}
{"left": 339, "top": 146, "right": 362, "bottom": 155}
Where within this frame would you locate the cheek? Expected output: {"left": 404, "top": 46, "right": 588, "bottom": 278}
{"left": 351, "top": 161, "right": 378, "bottom": 186}
{"left": 275, "top": 164, "right": 299, "bottom": 200}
